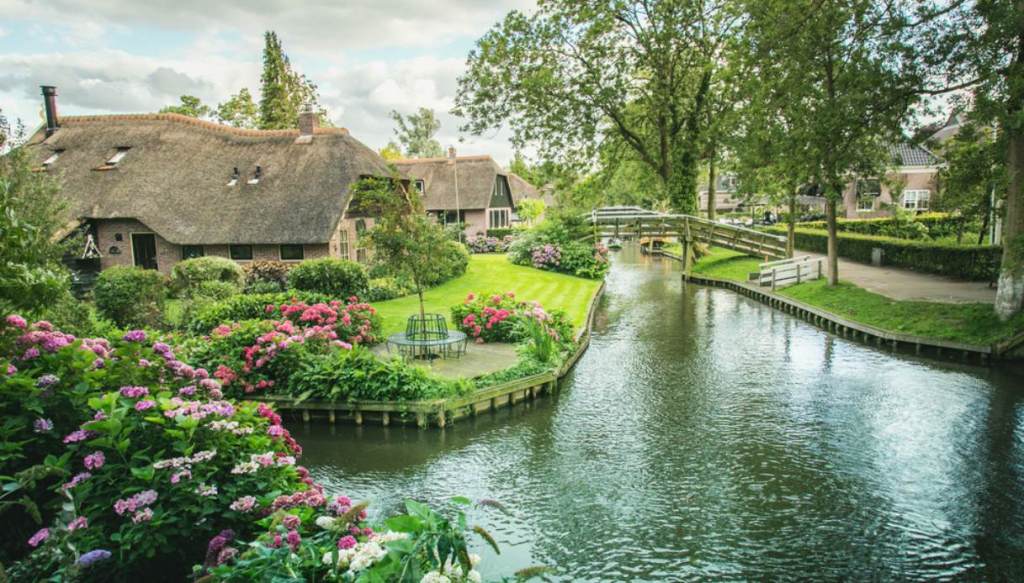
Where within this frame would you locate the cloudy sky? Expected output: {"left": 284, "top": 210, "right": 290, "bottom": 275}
{"left": 0, "top": 0, "right": 535, "bottom": 165}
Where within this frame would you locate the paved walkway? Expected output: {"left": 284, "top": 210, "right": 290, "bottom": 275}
{"left": 372, "top": 341, "right": 519, "bottom": 379}
{"left": 802, "top": 251, "right": 996, "bottom": 304}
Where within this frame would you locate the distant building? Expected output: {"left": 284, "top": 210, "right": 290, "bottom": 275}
{"left": 698, "top": 174, "right": 758, "bottom": 213}
{"left": 396, "top": 149, "right": 543, "bottom": 235}
{"left": 25, "top": 86, "right": 396, "bottom": 274}
{"left": 838, "top": 143, "right": 942, "bottom": 218}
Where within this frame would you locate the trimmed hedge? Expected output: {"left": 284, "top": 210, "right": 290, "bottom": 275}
{"left": 797, "top": 212, "right": 977, "bottom": 240}
{"left": 486, "top": 228, "right": 515, "bottom": 238}
{"left": 770, "top": 226, "right": 1001, "bottom": 281}
{"left": 93, "top": 266, "right": 166, "bottom": 328}
{"left": 170, "top": 256, "right": 244, "bottom": 296}
{"left": 287, "top": 258, "right": 369, "bottom": 297}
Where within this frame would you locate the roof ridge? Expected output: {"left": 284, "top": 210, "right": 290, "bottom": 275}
{"left": 58, "top": 113, "right": 350, "bottom": 137}
{"left": 394, "top": 155, "right": 494, "bottom": 164}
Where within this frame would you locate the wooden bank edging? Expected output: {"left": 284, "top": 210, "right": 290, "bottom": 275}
{"left": 680, "top": 270, "right": 998, "bottom": 364}
{"left": 255, "top": 280, "right": 607, "bottom": 428}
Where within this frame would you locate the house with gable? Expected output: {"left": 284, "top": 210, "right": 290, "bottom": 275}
{"left": 25, "top": 86, "right": 397, "bottom": 275}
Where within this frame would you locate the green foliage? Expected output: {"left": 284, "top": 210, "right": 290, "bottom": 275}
{"left": 486, "top": 228, "right": 516, "bottom": 238}
{"left": 159, "top": 95, "right": 211, "bottom": 118}
{"left": 389, "top": 107, "right": 444, "bottom": 158}
{"left": 516, "top": 198, "right": 546, "bottom": 225}
{"left": 365, "top": 277, "right": 415, "bottom": 302}
{"left": 796, "top": 213, "right": 977, "bottom": 241}
{"left": 215, "top": 88, "right": 259, "bottom": 129}
{"left": 171, "top": 256, "right": 245, "bottom": 297}
{"left": 0, "top": 145, "right": 72, "bottom": 315}
{"left": 183, "top": 291, "right": 333, "bottom": 334}
{"left": 243, "top": 260, "right": 292, "bottom": 292}
{"left": 93, "top": 267, "right": 166, "bottom": 328}
{"left": 290, "top": 347, "right": 469, "bottom": 402}
{"left": 507, "top": 217, "right": 609, "bottom": 279}
{"left": 258, "top": 31, "right": 330, "bottom": 130}
{"left": 474, "top": 353, "right": 552, "bottom": 389}
{"left": 451, "top": 291, "right": 574, "bottom": 347}
{"left": 38, "top": 292, "right": 117, "bottom": 339}
{"left": 0, "top": 318, "right": 308, "bottom": 580}
{"left": 769, "top": 226, "right": 1002, "bottom": 281}
{"left": 287, "top": 258, "right": 369, "bottom": 298}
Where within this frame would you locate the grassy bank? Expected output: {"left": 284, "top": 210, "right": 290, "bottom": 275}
{"left": 691, "top": 247, "right": 1024, "bottom": 346}
{"left": 374, "top": 254, "right": 603, "bottom": 335}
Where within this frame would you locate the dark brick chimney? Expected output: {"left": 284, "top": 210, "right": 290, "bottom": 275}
{"left": 41, "top": 86, "right": 59, "bottom": 137}
{"left": 298, "top": 103, "right": 318, "bottom": 136}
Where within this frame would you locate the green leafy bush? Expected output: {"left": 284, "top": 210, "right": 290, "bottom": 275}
{"left": 486, "top": 228, "right": 515, "bottom": 238}
{"left": 423, "top": 240, "right": 470, "bottom": 286}
{"left": 290, "top": 347, "right": 469, "bottom": 402}
{"left": 451, "top": 291, "right": 574, "bottom": 346}
{"left": 93, "top": 266, "right": 166, "bottom": 328}
{"left": 171, "top": 256, "right": 244, "bottom": 297}
{"left": 243, "top": 260, "right": 292, "bottom": 292}
{"left": 508, "top": 217, "right": 609, "bottom": 279}
{"left": 365, "top": 277, "right": 415, "bottom": 302}
{"left": 769, "top": 226, "right": 1001, "bottom": 281}
{"left": 0, "top": 317, "right": 308, "bottom": 581}
{"left": 797, "top": 212, "right": 977, "bottom": 241}
{"left": 184, "top": 291, "right": 333, "bottom": 333}
{"left": 287, "top": 258, "right": 369, "bottom": 297}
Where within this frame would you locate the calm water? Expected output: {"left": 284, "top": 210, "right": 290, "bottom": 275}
{"left": 298, "top": 246, "right": 1024, "bottom": 581}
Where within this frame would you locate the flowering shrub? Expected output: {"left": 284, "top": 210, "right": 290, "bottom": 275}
{"left": 0, "top": 316, "right": 310, "bottom": 581}
{"left": 199, "top": 497, "right": 496, "bottom": 582}
{"left": 451, "top": 292, "right": 574, "bottom": 347}
{"left": 466, "top": 234, "right": 516, "bottom": 254}
{"left": 184, "top": 298, "right": 379, "bottom": 397}
{"left": 508, "top": 217, "right": 609, "bottom": 279}
{"left": 185, "top": 291, "right": 334, "bottom": 334}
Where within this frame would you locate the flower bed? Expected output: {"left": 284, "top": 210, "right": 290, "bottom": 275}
{"left": 451, "top": 292, "right": 573, "bottom": 346}
{"left": 466, "top": 234, "right": 516, "bottom": 254}
{"left": 0, "top": 314, "right": 503, "bottom": 581}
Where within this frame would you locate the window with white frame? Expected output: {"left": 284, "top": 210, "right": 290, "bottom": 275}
{"left": 489, "top": 208, "right": 511, "bottom": 229}
{"left": 902, "top": 189, "right": 931, "bottom": 211}
{"left": 856, "top": 197, "right": 875, "bottom": 212}
{"left": 338, "top": 230, "right": 349, "bottom": 259}
{"left": 414, "top": 179, "right": 425, "bottom": 195}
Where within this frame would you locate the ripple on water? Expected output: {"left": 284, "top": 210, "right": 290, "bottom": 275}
{"left": 301, "top": 247, "right": 1024, "bottom": 581}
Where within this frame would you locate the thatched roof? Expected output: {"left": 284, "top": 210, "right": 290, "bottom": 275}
{"left": 395, "top": 155, "right": 506, "bottom": 211}
{"left": 25, "top": 113, "right": 393, "bottom": 245}
{"left": 507, "top": 172, "right": 541, "bottom": 204}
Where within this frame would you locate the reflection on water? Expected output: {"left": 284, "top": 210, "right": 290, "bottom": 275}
{"left": 297, "top": 246, "right": 1024, "bottom": 581}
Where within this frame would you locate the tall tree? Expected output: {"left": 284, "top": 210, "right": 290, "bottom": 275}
{"left": 740, "top": 0, "right": 962, "bottom": 285}
{"left": 159, "top": 95, "right": 211, "bottom": 118}
{"left": 936, "top": 122, "right": 1005, "bottom": 244}
{"left": 951, "top": 0, "right": 1024, "bottom": 319}
{"left": 258, "top": 31, "right": 330, "bottom": 130}
{"left": 389, "top": 108, "right": 444, "bottom": 158}
{"left": 455, "top": 0, "right": 738, "bottom": 213}
{"left": 216, "top": 88, "right": 259, "bottom": 129}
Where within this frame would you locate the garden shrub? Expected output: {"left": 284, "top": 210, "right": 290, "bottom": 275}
{"left": 365, "top": 277, "right": 415, "bottom": 302}
{"left": 171, "top": 256, "right": 244, "bottom": 297}
{"left": 486, "top": 228, "right": 515, "bottom": 238}
{"left": 508, "top": 217, "right": 609, "bottom": 279}
{"left": 422, "top": 240, "right": 470, "bottom": 286}
{"left": 451, "top": 292, "right": 574, "bottom": 346}
{"left": 287, "top": 258, "right": 369, "bottom": 297}
{"left": 796, "top": 212, "right": 977, "bottom": 241}
{"left": 769, "top": 226, "right": 1001, "bottom": 281}
{"left": 184, "top": 298, "right": 382, "bottom": 396}
{"left": 289, "top": 347, "right": 470, "bottom": 402}
{"left": 243, "top": 260, "right": 291, "bottom": 292}
{"left": 184, "top": 291, "right": 333, "bottom": 333}
{"left": 466, "top": 234, "right": 516, "bottom": 254}
{"left": 195, "top": 280, "right": 241, "bottom": 301}
{"left": 0, "top": 317, "right": 309, "bottom": 581}
{"left": 93, "top": 266, "right": 166, "bottom": 328}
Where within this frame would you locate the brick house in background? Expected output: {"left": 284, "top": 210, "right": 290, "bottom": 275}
{"left": 839, "top": 143, "right": 942, "bottom": 218}
{"left": 26, "top": 86, "right": 396, "bottom": 275}
{"left": 396, "top": 149, "right": 541, "bottom": 236}
{"left": 698, "top": 174, "right": 748, "bottom": 214}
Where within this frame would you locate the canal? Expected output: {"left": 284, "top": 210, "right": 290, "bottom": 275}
{"left": 298, "top": 246, "right": 1024, "bottom": 581}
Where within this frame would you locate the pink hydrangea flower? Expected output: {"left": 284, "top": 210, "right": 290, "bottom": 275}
{"left": 337, "top": 535, "right": 357, "bottom": 550}
{"left": 27, "top": 528, "right": 49, "bottom": 547}
{"left": 83, "top": 451, "right": 105, "bottom": 470}
{"left": 5, "top": 314, "right": 27, "bottom": 329}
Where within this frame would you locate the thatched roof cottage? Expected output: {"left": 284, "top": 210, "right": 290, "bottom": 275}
{"left": 395, "top": 149, "right": 543, "bottom": 235}
{"left": 25, "top": 87, "right": 395, "bottom": 274}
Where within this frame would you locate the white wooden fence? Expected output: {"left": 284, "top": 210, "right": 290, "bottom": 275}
{"left": 758, "top": 256, "right": 824, "bottom": 290}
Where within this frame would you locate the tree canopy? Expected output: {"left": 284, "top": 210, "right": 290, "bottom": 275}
{"left": 389, "top": 108, "right": 444, "bottom": 158}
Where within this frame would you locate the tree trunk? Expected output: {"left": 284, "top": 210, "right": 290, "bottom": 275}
{"left": 706, "top": 144, "right": 717, "bottom": 221}
{"left": 978, "top": 206, "right": 990, "bottom": 246}
{"left": 995, "top": 128, "right": 1024, "bottom": 320}
{"left": 417, "top": 288, "right": 426, "bottom": 320}
{"left": 825, "top": 196, "right": 840, "bottom": 286}
{"left": 787, "top": 192, "right": 797, "bottom": 258}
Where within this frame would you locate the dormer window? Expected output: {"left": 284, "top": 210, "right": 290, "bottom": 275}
{"left": 107, "top": 147, "right": 130, "bottom": 166}
{"left": 228, "top": 167, "right": 240, "bottom": 186}
{"left": 43, "top": 149, "right": 64, "bottom": 167}
{"left": 414, "top": 179, "right": 425, "bottom": 195}
{"left": 248, "top": 165, "right": 262, "bottom": 185}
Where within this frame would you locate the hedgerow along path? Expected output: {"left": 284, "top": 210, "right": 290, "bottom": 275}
{"left": 373, "top": 254, "right": 603, "bottom": 336}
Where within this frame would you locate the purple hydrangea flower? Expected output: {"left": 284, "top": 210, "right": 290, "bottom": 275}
{"left": 33, "top": 418, "right": 54, "bottom": 433}
{"left": 27, "top": 528, "right": 49, "bottom": 547}
{"left": 134, "top": 400, "right": 156, "bottom": 412}
{"left": 36, "top": 374, "right": 59, "bottom": 388}
{"left": 119, "top": 386, "right": 149, "bottom": 399}
{"left": 122, "top": 330, "right": 147, "bottom": 342}
{"left": 84, "top": 451, "right": 105, "bottom": 470}
{"left": 76, "top": 549, "right": 112, "bottom": 567}
{"left": 5, "top": 314, "right": 27, "bottom": 329}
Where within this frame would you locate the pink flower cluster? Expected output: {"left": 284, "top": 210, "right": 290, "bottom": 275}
{"left": 258, "top": 403, "right": 301, "bottom": 454}
{"left": 15, "top": 322, "right": 76, "bottom": 359}
{"left": 83, "top": 451, "right": 105, "bottom": 470}
{"left": 163, "top": 398, "right": 235, "bottom": 421}
{"left": 230, "top": 496, "right": 258, "bottom": 513}
{"left": 531, "top": 244, "right": 562, "bottom": 269}
{"left": 113, "top": 489, "right": 158, "bottom": 522}
{"left": 269, "top": 488, "right": 326, "bottom": 512}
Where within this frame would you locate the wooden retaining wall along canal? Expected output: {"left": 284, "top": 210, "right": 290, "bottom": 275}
{"left": 257, "top": 281, "right": 607, "bottom": 428}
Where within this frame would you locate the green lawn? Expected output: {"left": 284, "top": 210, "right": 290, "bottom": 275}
{"left": 374, "top": 254, "right": 603, "bottom": 335}
{"left": 691, "top": 247, "right": 761, "bottom": 282}
{"left": 690, "top": 246, "right": 1023, "bottom": 345}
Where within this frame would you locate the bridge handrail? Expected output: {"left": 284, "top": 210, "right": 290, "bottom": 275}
{"left": 588, "top": 212, "right": 785, "bottom": 243}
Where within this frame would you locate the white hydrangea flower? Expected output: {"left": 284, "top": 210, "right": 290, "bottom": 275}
{"left": 371, "top": 531, "right": 409, "bottom": 543}
{"left": 419, "top": 572, "right": 451, "bottom": 583}
{"left": 315, "top": 516, "right": 337, "bottom": 529}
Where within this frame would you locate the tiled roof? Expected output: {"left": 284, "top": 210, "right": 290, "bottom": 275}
{"left": 890, "top": 143, "right": 940, "bottom": 167}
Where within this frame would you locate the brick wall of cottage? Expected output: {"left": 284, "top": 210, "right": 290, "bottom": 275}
{"left": 93, "top": 218, "right": 332, "bottom": 274}
{"left": 331, "top": 217, "right": 376, "bottom": 263}
{"left": 463, "top": 210, "right": 488, "bottom": 236}
{"left": 841, "top": 170, "right": 938, "bottom": 218}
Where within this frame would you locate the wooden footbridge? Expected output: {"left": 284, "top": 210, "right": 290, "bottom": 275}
{"left": 587, "top": 206, "right": 788, "bottom": 269}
